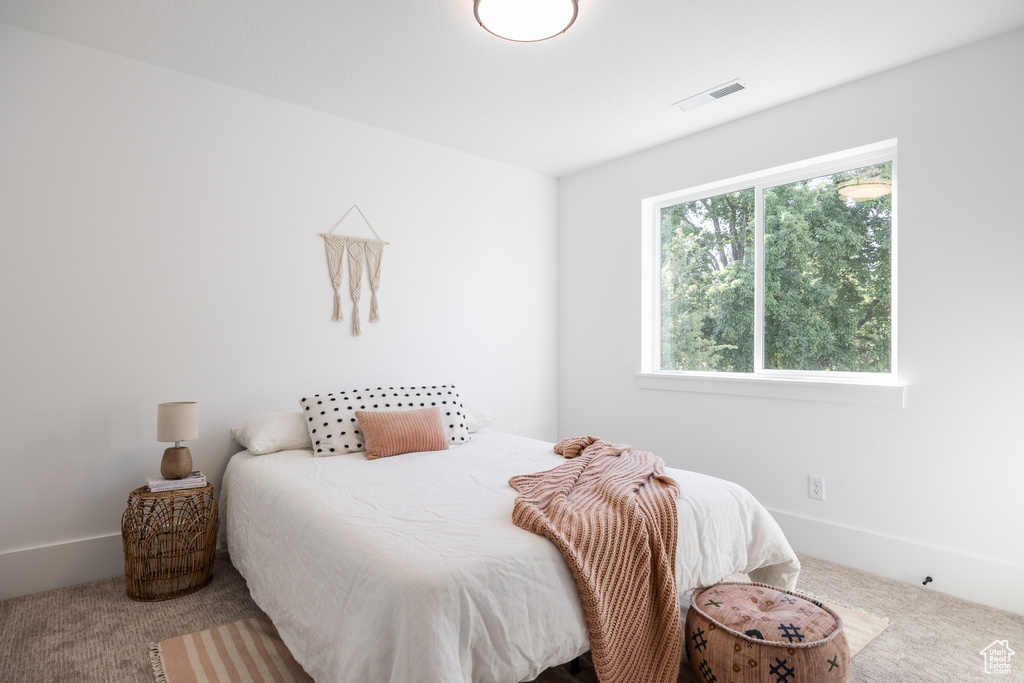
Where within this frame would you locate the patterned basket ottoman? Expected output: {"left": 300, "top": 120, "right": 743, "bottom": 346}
{"left": 685, "top": 582, "right": 849, "bottom": 683}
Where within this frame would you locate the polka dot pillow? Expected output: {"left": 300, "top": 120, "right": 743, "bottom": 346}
{"left": 299, "top": 385, "right": 470, "bottom": 456}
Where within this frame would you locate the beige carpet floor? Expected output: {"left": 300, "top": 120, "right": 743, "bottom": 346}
{"left": 1, "top": 553, "right": 1021, "bottom": 682}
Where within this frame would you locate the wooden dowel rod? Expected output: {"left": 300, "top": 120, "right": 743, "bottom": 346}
{"left": 319, "top": 233, "right": 389, "bottom": 243}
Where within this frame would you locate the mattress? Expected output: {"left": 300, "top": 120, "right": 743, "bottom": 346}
{"left": 221, "top": 430, "right": 800, "bottom": 683}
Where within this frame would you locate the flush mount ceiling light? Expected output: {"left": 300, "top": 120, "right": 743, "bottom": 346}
{"left": 474, "top": 0, "right": 578, "bottom": 42}
{"left": 838, "top": 177, "right": 892, "bottom": 202}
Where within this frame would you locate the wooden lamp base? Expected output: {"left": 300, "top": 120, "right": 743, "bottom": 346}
{"left": 161, "top": 446, "right": 193, "bottom": 479}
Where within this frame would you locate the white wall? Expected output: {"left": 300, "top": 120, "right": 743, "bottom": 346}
{"left": 558, "top": 28, "right": 1024, "bottom": 614}
{"left": 0, "top": 24, "right": 557, "bottom": 599}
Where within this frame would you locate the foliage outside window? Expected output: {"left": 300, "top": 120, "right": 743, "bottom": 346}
{"left": 652, "top": 147, "right": 895, "bottom": 380}
{"left": 660, "top": 188, "right": 755, "bottom": 372}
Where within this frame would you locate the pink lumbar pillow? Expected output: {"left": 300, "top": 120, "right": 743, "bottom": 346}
{"left": 355, "top": 407, "right": 449, "bottom": 460}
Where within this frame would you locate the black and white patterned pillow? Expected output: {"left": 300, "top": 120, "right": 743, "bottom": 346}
{"left": 299, "top": 385, "right": 469, "bottom": 457}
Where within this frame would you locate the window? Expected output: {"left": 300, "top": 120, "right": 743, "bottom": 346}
{"left": 640, "top": 141, "right": 901, "bottom": 406}
{"left": 658, "top": 186, "right": 756, "bottom": 373}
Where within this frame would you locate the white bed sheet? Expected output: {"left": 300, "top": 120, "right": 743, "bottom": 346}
{"left": 221, "top": 431, "right": 799, "bottom": 683}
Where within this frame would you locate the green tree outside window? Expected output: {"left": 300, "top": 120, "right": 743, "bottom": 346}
{"left": 659, "top": 162, "right": 892, "bottom": 373}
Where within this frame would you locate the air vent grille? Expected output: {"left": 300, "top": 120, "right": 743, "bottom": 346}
{"left": 709, "top": 82, "right": 746, "bottom": 99}
{"left": 673, "top": 79, "right": 750, "bottom": 111}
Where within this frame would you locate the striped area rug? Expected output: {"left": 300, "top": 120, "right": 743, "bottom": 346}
{"left": 829, "top": 601, "right": 890, "bottom": 657}
{"left": 151, "top": 590, "right": 887, "bottom": 683}
{"left": 150, "top": 615, "right": 312, "bottom": 683}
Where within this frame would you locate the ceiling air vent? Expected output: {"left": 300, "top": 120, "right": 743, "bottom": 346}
{"left": 673, "top": 78, "right": 750, "bottom": 111}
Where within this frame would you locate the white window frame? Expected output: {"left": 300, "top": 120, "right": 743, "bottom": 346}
{"left": 639, "top": 140, "right": 904, "bottom": 408}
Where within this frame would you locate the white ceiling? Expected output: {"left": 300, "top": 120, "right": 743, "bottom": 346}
{"left": 2, "top": 0, "right": 1023, "bottom": 177}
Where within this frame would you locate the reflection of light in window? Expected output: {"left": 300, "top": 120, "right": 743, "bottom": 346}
{"left": 838, "top": 177, "right": 892, "bottom": 202}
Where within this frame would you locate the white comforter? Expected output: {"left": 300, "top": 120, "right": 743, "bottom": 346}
{"left": 221, "top": 431, "right": 799, "bottom": 683}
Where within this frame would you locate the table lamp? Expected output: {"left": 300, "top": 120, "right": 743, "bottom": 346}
{"left": 157, "top": 401, "right": 198, "bottom": 479}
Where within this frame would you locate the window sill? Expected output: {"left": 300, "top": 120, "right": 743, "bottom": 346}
{"left": 636, "top": 372, "right": 905, "bottom": 408}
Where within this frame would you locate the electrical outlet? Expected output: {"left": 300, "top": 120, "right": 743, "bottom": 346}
{"left": 808, "top": 475, "right": 825, "bottom": 501}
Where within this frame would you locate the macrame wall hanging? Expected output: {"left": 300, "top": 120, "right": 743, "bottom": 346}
{"left": 320, "top": 205, "right": 388, "bottom": 336}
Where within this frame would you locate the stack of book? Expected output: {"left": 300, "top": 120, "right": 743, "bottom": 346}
{"left": 147, "top": 471, "right": 207, "bottom": 492}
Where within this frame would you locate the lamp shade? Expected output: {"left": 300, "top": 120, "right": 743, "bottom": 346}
{"left": 157, "top": 402, "right": 198, "bottom": 443}
{"left": 474, "top": 0, "right": 578, "bottom": 42}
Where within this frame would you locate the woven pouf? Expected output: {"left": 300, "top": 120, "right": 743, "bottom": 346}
{"left": 685, "top": 582, "right": 849, "bottom": 683}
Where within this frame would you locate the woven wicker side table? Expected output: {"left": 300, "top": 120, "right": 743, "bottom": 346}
{"left": 121, "top": 483, "right": 218, "bottom": 601}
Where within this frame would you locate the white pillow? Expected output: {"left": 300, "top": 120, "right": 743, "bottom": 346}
{"left": 231, "top": 411, "right": 312, "bottom": 455}
{"left": 299, "top": 385, "right": 470, "bottom": 456}
{"left": 462, "top": 401, "right": 496, "bottom": 433}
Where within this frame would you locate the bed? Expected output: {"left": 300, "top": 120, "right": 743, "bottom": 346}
{"left": 221, "top": 429, "right": 800, "bottom": 683}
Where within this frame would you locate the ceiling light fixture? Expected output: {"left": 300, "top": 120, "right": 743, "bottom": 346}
{"left": 837, "top": 177, "right": 892, "bottom": 202}
{"left": 474, "top": 0, "right": 578, "bottom": 42}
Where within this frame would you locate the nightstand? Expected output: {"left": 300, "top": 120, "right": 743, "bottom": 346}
{"left": 121, "top": 483, "right": 218, "bottom": 601}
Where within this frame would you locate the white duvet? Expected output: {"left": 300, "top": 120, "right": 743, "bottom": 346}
{"left": 221, "top": 431, "right": 799, "bottom": 683}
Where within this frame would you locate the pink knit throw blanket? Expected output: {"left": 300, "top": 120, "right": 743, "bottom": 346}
{"left": 509, "top": 437, "right": 682, "bottom": 683}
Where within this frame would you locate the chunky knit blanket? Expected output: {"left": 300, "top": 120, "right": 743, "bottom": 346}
{"left": 509, "top": 437, "right": 682, "bottom": 683}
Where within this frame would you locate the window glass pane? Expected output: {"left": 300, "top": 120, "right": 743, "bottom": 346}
{"left": 660, "top": 188, "right": 755, "bottom": 372}
{"left": 763, "top": 162, "right": 892, "bottom": 372}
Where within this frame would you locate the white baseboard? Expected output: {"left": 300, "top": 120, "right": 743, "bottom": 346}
{"left": 4, "top": 514, "right": 1021, "bottom": 618}
{"left": 769, "top": 508, "right": 1024, "bottom": 616}
{"left": 0, "top": 533, "right": 125, "bottom": 601}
